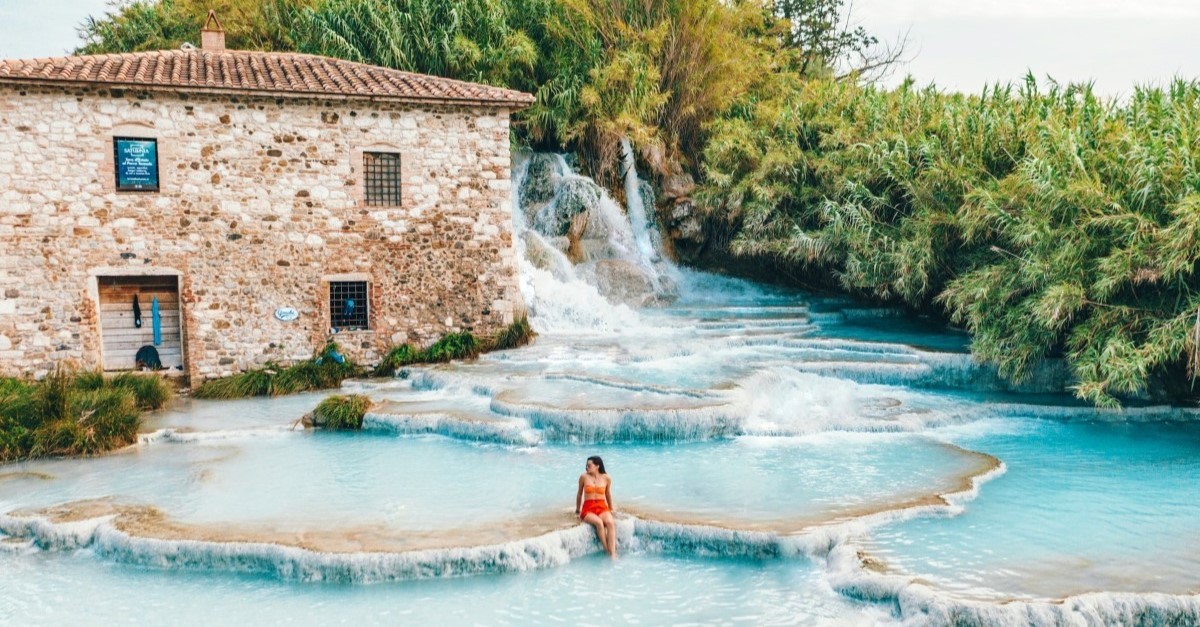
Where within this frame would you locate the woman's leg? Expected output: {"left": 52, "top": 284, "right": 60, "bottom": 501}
{"left": 600, "top": 511, "right": 617, "bottom": 557}
{"left": 582, "top": 513, "right": 609, "bottom": 553}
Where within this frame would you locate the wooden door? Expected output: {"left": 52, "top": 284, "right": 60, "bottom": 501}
{"left": 97, "top": 276, "right": 184, "bottom": 371}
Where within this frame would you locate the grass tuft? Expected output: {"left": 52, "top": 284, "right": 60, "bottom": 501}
{"left": 373, "top": 344, "right": 420, "bottom": 377}
{"left": 423, "top": 332, "right": 481, "bottom": 363}
{"left": 373, "top": 317, "right": 536, "bottom": 377}
{"left": 311, "top": 394, "right": 372, "bottom": 430}
{"left": 193, "top": 342, "right": 363, "bottom": 400}
{"left": 0, "top": 370, "right": 145, "bottom": 462}
{"left": 489, "top": 316, "right": 537, "bottom": 351}
{"left": 82, "top": 372, "right": 173, "bottom": 410}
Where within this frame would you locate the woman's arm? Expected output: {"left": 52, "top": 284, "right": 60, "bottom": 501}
{"left": 575, "top": 475, "right": 584, "bottom": 516}
{"left": 605, "top": 478, "right": 614, "bottom": 513}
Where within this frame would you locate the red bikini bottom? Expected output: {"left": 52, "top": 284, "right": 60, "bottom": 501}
{"left": 579, "top": 499, "right": 610, "bottom": 520}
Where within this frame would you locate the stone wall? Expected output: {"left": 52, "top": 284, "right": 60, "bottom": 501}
{"left": 0, "top": 82, "right": 522, "bottom": 383}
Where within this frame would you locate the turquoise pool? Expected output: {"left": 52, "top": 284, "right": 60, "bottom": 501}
{"left": 2, "top": 270, "right": 1198, "bottom": 626}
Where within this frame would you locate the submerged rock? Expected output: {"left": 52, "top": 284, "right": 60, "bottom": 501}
{"left": 572, "top": 239, "right": 624, "bottom": 264}
{"left": 565, "top": 213, "right": 588, "bottom": 263}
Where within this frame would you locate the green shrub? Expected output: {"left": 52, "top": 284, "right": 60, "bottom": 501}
{"left": 71, "top": 371, "right": 107, "bottom": 392}
{"left": 0, "top": 377, "right": 27, "bottom": 394}
{"left": 109, "top": 373, "right": 173, "bottom": 410}
{"left": 192, "top": 366, "right": 278, "bottom": 400}
{"left": 282, "top": 342, "right": 361, "bottom": 390}
{"left": 312, "top": 394, "right": 372, "bottom": 430}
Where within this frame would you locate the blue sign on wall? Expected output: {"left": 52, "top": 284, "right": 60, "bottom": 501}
{"left": 114, "top": 137, "right": 160, "bottom": 191}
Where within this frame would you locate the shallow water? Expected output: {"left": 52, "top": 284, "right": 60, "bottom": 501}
{"left": 0, "top": 548, "right": 885, "bottom": 627}
{"left": 0, "top": 431, "right": 987, "bottom": 559}
{"left": 865, "top": 417, "right": 1200, "bottom": 601}
{"left": 3, "top": 156, "right": 1200, "bottom": 625}
{"left": 4, "top": 275, "right": 1198, "bottom": 624}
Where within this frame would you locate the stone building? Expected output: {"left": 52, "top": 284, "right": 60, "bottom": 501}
{"left": 0, "top": 15, "right": 533, "bottom": 384}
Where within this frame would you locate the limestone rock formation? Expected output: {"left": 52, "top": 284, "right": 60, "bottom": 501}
{"left": 577, "top": 259, "right": 660, "bottom": 308}
{"left": 531, "top": 176, "right": 603, "bottom": 237}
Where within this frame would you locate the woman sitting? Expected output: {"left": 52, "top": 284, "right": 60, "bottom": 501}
{"left": 575, "top": 455, "right": 617, "bottom": 559}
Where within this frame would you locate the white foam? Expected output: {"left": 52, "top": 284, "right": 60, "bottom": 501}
{"left": 138, "top": 426, "right": 299, "bottom": 445}
{"left": 519, "top": 262, "right": 646, "bottom": 334}
{"left": 363, "top": 412, "right": 541, "bottom": 446}
{"left": 489, "top": 397, "right": 741, "bottom": 443}
{"left": 0, "top": 510, "right": 817, "bottom": 583}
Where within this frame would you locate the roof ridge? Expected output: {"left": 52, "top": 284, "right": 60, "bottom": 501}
{"left": 0, "top": 48, "right": 534, "bottom": 107}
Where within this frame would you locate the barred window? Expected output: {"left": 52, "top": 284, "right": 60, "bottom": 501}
{"left": 364, "top": 151, "right": 402, "bottom": 206}
{"left": 330, "top": 281, "right": 369, "bottom": 331}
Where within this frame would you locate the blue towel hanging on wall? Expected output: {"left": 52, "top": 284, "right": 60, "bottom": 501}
{"left": 152, "top": 296, "right": 162, "bottom": 346}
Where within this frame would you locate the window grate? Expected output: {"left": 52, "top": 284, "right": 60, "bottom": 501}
{"left": 364, "top": 151, "right": 401, "bottom": 206}
{"left": 330, "top": 281, "right": 369, "bottom": 331}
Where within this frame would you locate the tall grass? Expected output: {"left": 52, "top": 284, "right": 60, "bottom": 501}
{"left": 75, "top": 372, "right": 173, "bottom": 410}
{"left": 704, "top": 76, "right": 1200, "bottom": 406}
{"left": 490, "top": 316, "right": 536, "bottom": 351}
{"left": 375, "top": 317, "right": 537, "bottom": 376}
{"left": 0, "top": 371, "right": 166, "bottom": 462}
{"left": 193, "top": 342, "right": 363, "bottom": 400}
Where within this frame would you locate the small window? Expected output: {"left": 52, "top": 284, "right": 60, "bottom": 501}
{"left": 330, "top": 281, "right": 369, "bottom": 331}
{"left": 113, "top": 137, "right": 160, "bottom": 192}
{"left": 363, "top": 151, "right": 401, "bottom": 206}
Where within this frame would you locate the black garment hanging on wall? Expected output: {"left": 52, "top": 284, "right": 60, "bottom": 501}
{"left": 133, "top": 294, "right": 143, "bottom": 328}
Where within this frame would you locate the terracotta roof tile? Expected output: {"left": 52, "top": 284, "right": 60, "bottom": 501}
{"left": 0, "top": 48, "right": 535, "bottom": 108}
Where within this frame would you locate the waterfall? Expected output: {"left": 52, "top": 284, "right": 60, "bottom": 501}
{"left": 621, "top": 138, "right": 657, "bottom": 263}
{"left": 511, "top": 149, "right": 679, "bottom": 331}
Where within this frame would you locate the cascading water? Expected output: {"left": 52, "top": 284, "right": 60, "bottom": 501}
{"left": 512, "top": 148, "right": 678, "bottom": 329}
{"left": 2, "top": 152, "right": 1199, "bottom": 625}
{"left": 620, "top": 138, "right": 658, "bottom": 264}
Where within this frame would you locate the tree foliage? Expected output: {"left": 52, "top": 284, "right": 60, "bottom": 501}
{"left": 771, "top": 0, "right": 900, "bottom": 80}
{"left": 703, "top": 75, "right": 1200, "bottom": 405}
{"left": 78, "top": 0, "right": 311, "bottom": 53}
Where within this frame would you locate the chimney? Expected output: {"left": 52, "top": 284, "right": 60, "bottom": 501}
{"left": 200, "top": 10, "right": 225, "bottom": 51}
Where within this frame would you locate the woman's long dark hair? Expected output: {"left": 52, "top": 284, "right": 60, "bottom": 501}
{"left": 587, "top": 455, "right": 606, "bottom": 474}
